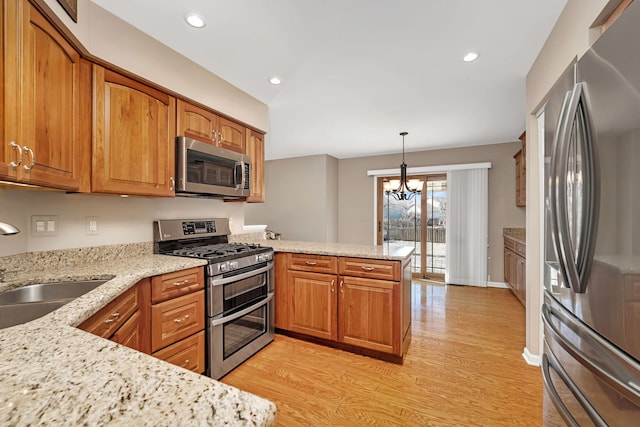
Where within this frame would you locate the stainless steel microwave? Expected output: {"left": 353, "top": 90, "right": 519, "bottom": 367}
{"left": 176, "top": 136, "right": 251, "bottom": 198}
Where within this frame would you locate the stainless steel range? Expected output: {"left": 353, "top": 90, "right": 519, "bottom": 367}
{"left": 153, "top": 218, "right": 274, "bottom": 380}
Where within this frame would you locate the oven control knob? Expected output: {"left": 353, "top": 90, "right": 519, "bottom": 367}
{"left": 229, "top": 261, "right": 239, "bottom": 270}
{"left": 219, "top": 262, "right": 229, "bottom": 272}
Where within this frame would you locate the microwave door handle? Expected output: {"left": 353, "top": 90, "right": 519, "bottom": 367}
{"left": 549, "top": 90, "right": 573, "bottom": 290}
{"left": 572, "top": 83, "right": 600, "bottom": 293}
{"left": 234, "top": 161, "right": 246, "bottom": 190}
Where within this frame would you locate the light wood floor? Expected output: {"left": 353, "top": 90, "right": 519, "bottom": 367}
{"left": 221, "top": 281, "right": 543, "bottom": 426}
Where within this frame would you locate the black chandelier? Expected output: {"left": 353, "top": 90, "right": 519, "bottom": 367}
{"left": 383, "top": 132, "right": 423, "bottom": 201}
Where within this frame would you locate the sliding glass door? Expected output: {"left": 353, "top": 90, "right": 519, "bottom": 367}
{"left": 377, "top": 175, "right": 447, "bottom": 280}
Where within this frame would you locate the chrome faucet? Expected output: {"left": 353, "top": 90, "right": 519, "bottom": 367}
{"left": 0, "top": 222, "right": 19, "bottom": 236}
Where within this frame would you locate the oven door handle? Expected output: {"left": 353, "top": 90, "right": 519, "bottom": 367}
{"left": 211, "top": 292, "right": 273, "bottom": 326}
{"left": 210, "top": 262, "right": 273, "bottom": 287}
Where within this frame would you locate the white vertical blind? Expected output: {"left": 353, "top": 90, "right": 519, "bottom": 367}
{"left": 445, "top": 168, "right": 488, "bottom": 287}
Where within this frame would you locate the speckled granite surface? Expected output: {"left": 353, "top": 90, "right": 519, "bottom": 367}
{"left": 503, "top": 228, "right": 526, "bottom": 245}
{"left": 0, "top": 247, "right": 276, "bottom": 426}
{"left": 231, "top": 238, "right": 415, "bottom": 261}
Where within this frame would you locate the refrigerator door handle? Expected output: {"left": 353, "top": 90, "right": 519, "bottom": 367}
{"left": 549, "top": 90, "right": 574, "bottom": 290}
{"left": 542, "top": 299, "right": 640, "bottom": 406}
{"left": 542, "top": 349, "right": 606, "bottom": 427}
{"left": 551, "top": 82, "right": 600, "bottom": 293}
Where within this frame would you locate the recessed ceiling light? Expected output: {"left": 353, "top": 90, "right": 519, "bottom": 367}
{"left": 184, "top": 13, "right": 206, "bottom": 28}
{"left": 463, "top": 51, "right": 479, "bottom": 62}
{"left": 268, "top": 77, "right": 282, "bottom": 85}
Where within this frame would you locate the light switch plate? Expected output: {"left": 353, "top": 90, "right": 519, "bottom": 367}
{"left": 31, "top": 215, "right": 58, "bottom": 237}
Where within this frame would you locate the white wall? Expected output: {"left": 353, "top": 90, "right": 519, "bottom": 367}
{"left": 0, "top": 189, "right": 245, "bottom": 256}
{"left": 244, "top": 155, "right": 339, "bottom": 242}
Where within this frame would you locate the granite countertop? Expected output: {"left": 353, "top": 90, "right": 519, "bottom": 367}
{"left": 0, "top": 248, "right": 276, "bottom": 426}
{"left": 231, "top": 236, "right": 415, "bottom": 261}
{"left": 503, "top": 228, "right": 526, "bottom": 245}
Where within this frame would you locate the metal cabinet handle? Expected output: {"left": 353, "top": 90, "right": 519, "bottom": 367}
{"left": 182, "top": 359, "right": 190, "bottom": 367}
{"left": 171, "top": 279, "right": 190, "bottom": 287}
{"left": 169, "top": 177, "right": 175, "bottom": 191}
{"left": 104, "top": 312, "right": 120, "bottom": 324}
{"left": 361, "top": 266, "right": 375, "bottom": 271}
{"left": 9, "top": 142, "right": 23, "bottom": 169}
{"left": 305, "top": 261, "right": 317, "bottom": 266}
{"left": 174, "top": 314, "right": 190, "bottom": 323}
{"left": 22, "top": 146, "right": 35, "bottom": 171}
{"left": 330, "top": 279, "right": 335, "bottom": 293}
{"left": 339, "top": 280, "right": 344, "bottom": 294}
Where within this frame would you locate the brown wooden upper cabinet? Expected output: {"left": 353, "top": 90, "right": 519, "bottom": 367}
{"left": 92, "top": 65, "right": 176, "bottom": 197}
{"left": 176, "top": 100, "right": 245, "bottom": 153}
{"left": 1, "top": 0, "right": 90, "bottom": 191}
{"left": 245, "top": 129, "right": 265, "bottom": 202}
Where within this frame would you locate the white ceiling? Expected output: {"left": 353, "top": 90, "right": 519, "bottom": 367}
{"left": 91, "top": 0, "right": 567, "bottom": 160}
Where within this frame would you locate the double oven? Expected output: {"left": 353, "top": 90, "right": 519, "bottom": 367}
{"left": 154, "top": 218, "right": 274, "bottom": 379}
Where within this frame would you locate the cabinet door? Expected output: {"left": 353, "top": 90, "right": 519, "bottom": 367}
{"left": 288, "top": 270, "right": 337, "bottom": 340}
{"left": 92, "top": 65, "right": 176, "bottom": 196}
{"left": 111, "top": 310, "right": 144, "bottom": 352}
{"left": 339, "top": 276, "right": 399, "bottom": 354}
{"left": 218, "top": 116, "right": 245, "bottom": 153}
{"left": 504, "top": 250, "right": 512, "bottom": 285}
{"left": 2, "top": 1, "right": 88, "bottom": 190}
{"left": 176, "top": 99, "right": 217, "bottom": 144}
{"left": 515, "top": 256, "right": 526, "bottom": 304}
{"left": 245, "top": 129, "right": 265, "bottom": 202}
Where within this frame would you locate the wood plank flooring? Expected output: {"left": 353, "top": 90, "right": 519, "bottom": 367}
{"left": 221, "top": 281, "right": 543, "bottom": 426}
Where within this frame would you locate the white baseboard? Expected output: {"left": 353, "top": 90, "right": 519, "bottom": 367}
{"left": 487, "top": 281, "right": 509, "bottom": 289}
{"left": 522, "top": 347, "right": 541, "bottom": 366}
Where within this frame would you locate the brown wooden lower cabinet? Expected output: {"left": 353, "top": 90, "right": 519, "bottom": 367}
{"left": 504, "top": 237, "right": 526, "bottom": 306}
{"left": 339, "top": 276, "right": 398, "bottom": 355}
{"left": 278, "top": 252, "right": 409, "bottom": 361}
{"left": 79, "top": 267, "right": 206, "bottom": 374}
{"left": 79, "top": 278, "right": 150, "bottom": 354}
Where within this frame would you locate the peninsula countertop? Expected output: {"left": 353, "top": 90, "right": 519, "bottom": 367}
{"left": 231, "top": 238, "right": 415, "bottom": 261}
{"left": 0, "top": 248, "right": 276, "bottom": 426}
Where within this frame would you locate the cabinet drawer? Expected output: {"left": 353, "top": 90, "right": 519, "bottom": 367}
{"left": 151, "top": 267, "right": 204, "bottom": 303}
{"left": 515, "top": 242, "right": 526, "bottom": 257}
{"left": 339, "top": 258, "right": 400, "bottom": 281}
{"left": 504, "top": 238, "right": 516, "bottom": 251}
{"left": 151, "top": 290, "right": 205, "bottom": 352}
{"left": 153, "top": 331, "right": 205, "bottom": 374}
{"left": 79, "top": 284, "right": 139, "bottom": 338}
{"left": 288, "top": 253, "right": 337, "bottom": 274}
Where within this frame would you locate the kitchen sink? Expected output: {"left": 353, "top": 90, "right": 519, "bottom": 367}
{"left": 0, "top": 279, "right": 109, "bottom": 329}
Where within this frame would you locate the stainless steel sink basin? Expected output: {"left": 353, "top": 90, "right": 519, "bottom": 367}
{"left": 0, "top": 279, "right": 108, "bottom": 329}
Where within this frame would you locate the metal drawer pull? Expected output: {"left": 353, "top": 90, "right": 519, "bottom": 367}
{"left": 361, "top": 266, "right": 375, "bottom": 271}
{"left": 174, "top": 314, "right": 191, "bottom": 323}
{"left": 182, "top": 359, "right": 190, "bottom": 367}
{"left": 172, "top": 279, "right": 191, "bottom": 287}
{"left": 104, "top": 312, "right": 120, "bottom": 323}
{"left": 305, "top": 261, "right": 317, "bottom": 265}
{"left": 9, "top": 142, "right": 23, "bottom": 169}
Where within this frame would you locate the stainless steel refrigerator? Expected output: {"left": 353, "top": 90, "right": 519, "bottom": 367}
{"left": 542, "top": 1, "right": 640, "bottom": 425}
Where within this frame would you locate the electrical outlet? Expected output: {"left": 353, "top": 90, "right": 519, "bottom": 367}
{"left": 86, "top": 217, "right": 99, "bottom": 236}
{"left": 31, "top": 215, "right": 58, "bottom": 237}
